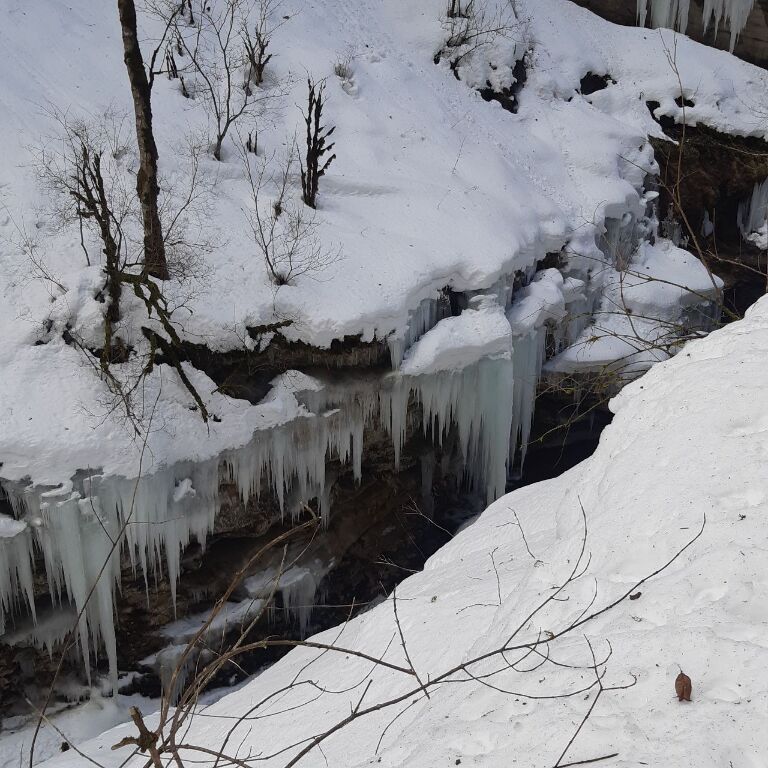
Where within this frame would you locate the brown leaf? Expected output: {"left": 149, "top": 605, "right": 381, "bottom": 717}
{"left": 675, "top": 671, "right": 692, "bottom": 702}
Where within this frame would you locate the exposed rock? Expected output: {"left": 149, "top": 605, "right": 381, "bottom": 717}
{"left": 649, "top": 121, "right": 768, "bottom": 293}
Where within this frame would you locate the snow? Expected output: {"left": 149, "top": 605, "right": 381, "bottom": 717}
{"left": 0, "top": 691, "right": 153, "bottom": 768}
{"left": 547, "top": 237, "right": 723, "bottom": 375}
{"left": 33, "top": 292, "right": 768, "bottom": 768}
{"left": 507, "top": 268, "right": 568, "bottom": 334}
{"left": 399, "top": 296, "right": 512, "bottom": 376}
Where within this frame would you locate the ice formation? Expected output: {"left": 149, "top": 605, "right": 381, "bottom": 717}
{"left": 142, "top": 598, "right": 267, "bottom": 698}
{"left": 638, "top": 0, "right": 692, "bottom": 32}
{"left": 387, "top": 294, "right": 452, "bottom": 369}
{"left": 637, "top": 0, "right": 756, "bottom": 51}
{"left": 0, "top": 515, "right": 36, "bottom": 635}
{"left": 0, "top": 308, "right": 555, "bottom": 685}
{"left": 547, "top": 237, "right": 723, "bottom": 376}
{"left": 738, "top": 177, "right": 768, "bottom": 248}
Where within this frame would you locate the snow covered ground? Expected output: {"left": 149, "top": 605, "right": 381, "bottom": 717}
{"left": 27, "top": 271, "right": 768, "bottom": 768}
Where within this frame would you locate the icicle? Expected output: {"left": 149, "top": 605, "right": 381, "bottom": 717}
{"left": 509, "top": 327, "right": 547, "bottom": 471}
{"left": 382, "top": 356, "right": 516, "bottom": 504}
{"left": 0, "top": 516, "right": 36, "bottom": 634}
{"left": 2, "top": 605, "right": 75, "bottom": 658}
{"left": 638, "top": 0, "right": 755, "bottom": 50}
{"left": 279, "top": 566, "right": 320, "bottom": 635}
{"left": 638, "top": 0, "right": 649, "bottom": 27}
{"left": 387, "top": 294, "right": 451, "bottom": 369}
{"left": 32, "top": 486, "right": 119, "bottom": 690}
{"left": 0, "top": 339, "right": 533, "bottom": 685}
{"left": 738, "top": 178, "right": 768, "bottom": 244}
{"left": 702, "top": 0, "right": 756, "bottom": 50}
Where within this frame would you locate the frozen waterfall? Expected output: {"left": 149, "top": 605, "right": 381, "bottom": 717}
{"left": 0, "top": 317, "right": 552, "bottom": 687}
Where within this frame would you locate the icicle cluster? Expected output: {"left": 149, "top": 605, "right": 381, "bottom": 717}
{"left": 738, "top": 177, "right": 768, "bottom": 248}
{"left": 638, "top": 0, "right": 692, "bottom": 32}
{"left": 1, "top": 335, "right": 551, "bottom": 685}
{"left": 387, "top": 294, "right": 452, "bottom": 368}
{"left": 0, "top": 518, "right": 35, "bottom": 635}
{"left": 637, "top": 0, "right": 756, "bottom": 51}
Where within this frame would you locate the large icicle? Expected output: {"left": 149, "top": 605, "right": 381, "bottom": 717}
{"left": 702, "top": 0, "right": 756, "bottom": 50}
{"left": 31, "top": 485, "right": 120, "bottom": 691}
{"left": 637, "top": 0, "right": 691, "bottom": 32}
{"left": 509, "top": 327, "right": 547, "bottom": 471}
{"left": 738, "top": 177, "right": 768, "bottom": 249}
{"left": 398, "top": 356, "right": 516, "bottom": 503}
{"left": 0, "top": 515, "right": 36, "bottom": 635}
{"left": 390, "top": 297, "right": 522, "bottom": 501}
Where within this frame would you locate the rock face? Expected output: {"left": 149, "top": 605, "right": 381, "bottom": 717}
{"left": 648, "top": 118, "right": 768, "bottom": 300}
{"left": 573, "top": 0, "right": 768, "bottom": 68}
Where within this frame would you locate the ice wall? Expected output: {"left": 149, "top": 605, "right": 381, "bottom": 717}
{"left": 637, "top": 0, "right": 756, "bottom": 51}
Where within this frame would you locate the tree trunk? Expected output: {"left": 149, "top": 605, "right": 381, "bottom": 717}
{"left": 116, "top": 0, "right": 169, "bottom": 280}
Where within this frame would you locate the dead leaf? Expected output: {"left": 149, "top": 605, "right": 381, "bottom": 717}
{"left": 675, "top": 671, "right": 692, "bottom": 702}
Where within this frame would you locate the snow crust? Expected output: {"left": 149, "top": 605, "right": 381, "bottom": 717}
{"left": 35, "top": 293, "right": 768, "bottom": 768}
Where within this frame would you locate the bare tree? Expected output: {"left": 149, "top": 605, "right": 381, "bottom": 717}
{"left": 242, "top": 0, "right": 292, "bottom": 89}
{"left": 116, "top": 0, "right": 173, "bottom": 279}
{"left": 34, "top": 111, "right": 213, "bottom": 431}
{"left": 163, "top": 0, "right": 284, "bottom": 161}
{"left": 300, "top": 77, "right": 336, "bottom": 209}
{"left": 243, "top": 142, "right": 340, "bottom": 285}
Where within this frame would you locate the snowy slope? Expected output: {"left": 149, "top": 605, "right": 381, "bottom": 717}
{"left": 35, "top": 290, "right": 768, "bottom": 768}
{"left": 1, "top": 0, "right": 767, "bottom": 488}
